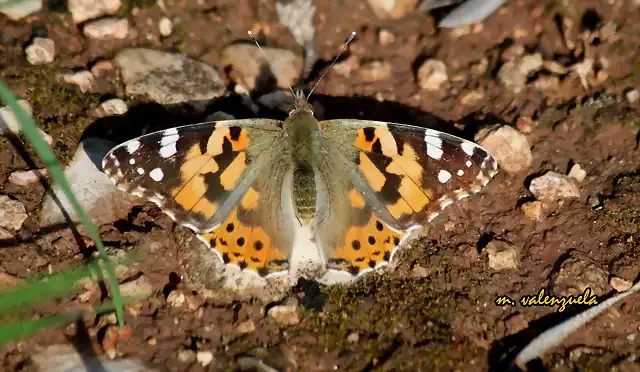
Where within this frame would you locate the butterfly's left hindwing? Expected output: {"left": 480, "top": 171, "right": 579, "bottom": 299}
{"left": 315, "top": 119, "right": 498, "bottom": 275}
{"left": 102, "top": 119, "right": 298, "bottom": 277}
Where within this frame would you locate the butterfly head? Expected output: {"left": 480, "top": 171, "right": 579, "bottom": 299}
{"left": 289, "top": 89, "right": 314, "bottom": 117}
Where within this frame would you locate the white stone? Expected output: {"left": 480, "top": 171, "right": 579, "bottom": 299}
{"left": 158, "top": 17, "right": 172, "bottom": 37}
{"left": 0, "top": 100, "right": 33, "bottom": 135}
{"left": 476, "top": 125, "right": 532, "bottom": 173}
{"left": 626, "top": 89, "right": 639, "bottom": 104}
{"left": 9, "top": 169, "right": 47, "bottom": 186}
{"left": 529, "top": 172, "right": 580, "bottom": 202}
{"left": 567, "top": 164, "right": 587, "bottom": 183}
{"left": 0, "top": 0, "right": 41, "bottom": 20}
{"left": 25, "top": 37, "right": 55, "bottom": 65}
{"left": 68, "top": 0, "right": 121, "bottom": 24}
{"left": 196, "top": 351, "right": 214, "bottom": 367}
{"left": 367, "top": 0, "right": 419, "bottom": 19}
{"left": 99, "top": 98, "right": 128, "bottom": 116}
{"left": 59, "top": 70, "right": 96, "bottom": 93}
{"left": 83, "top": 17, "right": 129, "bottom": 40}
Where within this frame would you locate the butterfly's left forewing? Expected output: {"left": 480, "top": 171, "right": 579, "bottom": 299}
{"left": 102, "top": 119, "right": 298, "bottom": 277}
{"left": 314, "top": 119, "right": 498, "bottom": 276}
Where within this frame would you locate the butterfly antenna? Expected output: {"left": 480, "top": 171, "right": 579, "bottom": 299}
{"left": 248, "top": 31, "right": 295, "bottom": 97}
{"left": 306, "top": 31, "right": 356, "bottom": 100}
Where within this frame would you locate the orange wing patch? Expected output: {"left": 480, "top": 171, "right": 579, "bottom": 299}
{"left": 327, "top": 212, "right": 402, "bottom": 275}
{"left": 355, "top": 126, "right": 435, "bottom": 220}
{"left": 169, "top": 126, "right": 251, "bottom": 218}
{"left": 199, "top": 208, "right": 289, "bottom": 277}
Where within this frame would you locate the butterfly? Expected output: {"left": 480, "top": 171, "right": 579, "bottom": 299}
{"left": 101, "top": 89, "right": 499, "bottom": 282}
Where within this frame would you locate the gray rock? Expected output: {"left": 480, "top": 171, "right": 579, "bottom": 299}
{"left": 69, "top": 0, "right": 121, "bottom": 24}
{"left": 220, "top": 44, "right": 302, "bottom": 91}
{"left": 438, "top": 0, "right": 506, "bottom": 28}
{"left": 119, "top": 275, "right": 154, "bottom": 299}
{"left": 276, "top": 0, "right": 316, "bottom": 75}
{"left": 529, "top": 172, "right": 580, "bottom": 202}
{"left": 0, "top": 0, "right": 41, "bottom": 20}
{"left": 475, "top": 125, "right": 532, "bottom": 173}
{"left": 30, "top": 344, "right": 157, "bottom": 372}
{"left": 0, "top": 195, "right": 27, "bottom": 231}
{"left": 83, "top": 17, "right": 129, "bottom": 40}
{"left": 115, "top": 48, "right": 225, "bottom": 109}
{"left": 39, "top": 138, "right": 140, "bottom": 227}
{"left": 25, "top": 37, "right": 55, "bottom": 65}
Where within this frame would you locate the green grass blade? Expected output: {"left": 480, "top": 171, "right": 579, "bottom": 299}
{"left": 0, "top": 264, "right": 95, "bottom": 313}
{"left": 0, "top": 299, "right": 129, "bottom": 346}
{"left": 0, "top": 79, "right": 125, "bottom": 326}
{"left": 0, "top": 312, "right": 78, "bottom": 345}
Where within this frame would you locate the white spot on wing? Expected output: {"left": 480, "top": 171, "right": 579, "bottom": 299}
{"left": 150, "top": 168, "right": 164, "bottom": 181}
{"left": 466, "top": 160, "right": 472, "bottom": 167}
{"left": 129, "top": 158, "right": 135, "bottom": 165}
{"left": 160, "top": 128, "right": 179, "bottom": 147}
{"left": 137, "top": 167, "right": 145, "bottom": 175}
{"left": 159, "top": 143, "right": 177, "bottom": 158}
{"left": 457, "top": 169, "right": 464, "bottom": 176}
{"left": 426, "top": 144, "right": 443, "bottom": 160}
{"left": 461, "top": 141, "right": 476, "bottom": 156}
{"left": 438, "top": 170, "right": 452, "bottom": 183}
{"left": 126, "top": 140, "right": 140, "bottom": 154}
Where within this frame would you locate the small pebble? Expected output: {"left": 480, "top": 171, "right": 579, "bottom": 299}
{"left": 58, "top": 70, "right": 96, "bottom": 93}
{"left": 359, "top": 61, "right": 392, "bottom": 82}
{"left": 9, "top": 169, "right": 47, "bottom": 186}
{"left": 83, "top": 17, "right": 129, "bottom": 40}
{"left": 567, "top": 164, "right": 587, "bottom": 183}
{"left": 417, "top": 59, "right": 448, "bottom": 91}
{"left": 529, "top": 172, "right": 580, "bottom": 202}
{"left": 25, "top": 37, "right": 55, "bottom": 65}
{"left": 158, "top": 17, "right": 173, "bottom": 37}
{"left": 610, "top": 277, "right": 632, "bottom": 292}
{"left": 521, "top": 201, "right": 545, "bottom": 221}
{"left": 98, "top": 98, "right": 128, "bottom": 116}
{"left": 196, "top": 351, "right": 214, "bottom": 367}
{"left": 347, "top": 332, "right": 359, "bottom": 343}
{"left": 167, "top": 290, "right": 185, "bottom": 307}
{"left": 378, "top": 29, "right": 395, "bottom": 45}
{"left": 485, "top": 240, "right": 519, "bottom": 271}
{"left": 626, "top": 89, "right": 639, "bottom": 104}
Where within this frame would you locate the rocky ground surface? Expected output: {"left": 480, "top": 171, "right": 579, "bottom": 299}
{"left": 1, "top": 0, "right": 640, "bottom": 371}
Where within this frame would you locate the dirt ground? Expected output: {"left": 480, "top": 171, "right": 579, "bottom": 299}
{"left": 1, "top": 0, "right": 640, "bottom": 370}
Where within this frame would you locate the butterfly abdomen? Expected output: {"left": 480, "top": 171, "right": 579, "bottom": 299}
{"left": 292, "top": 167, "right": 316, "bottom": 224}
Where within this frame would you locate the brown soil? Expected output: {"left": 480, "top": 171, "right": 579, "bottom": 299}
{"left": 1, "top": 0, "right": 640, "bottom": 371}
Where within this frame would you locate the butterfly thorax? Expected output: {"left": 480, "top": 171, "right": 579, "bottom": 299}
{"left": 284, "top": 91, "right": 320, "bottom": 225}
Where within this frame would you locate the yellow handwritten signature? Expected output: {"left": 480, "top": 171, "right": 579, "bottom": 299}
{"left": 495, "top": 287, "right": 599, "bottom": 312}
